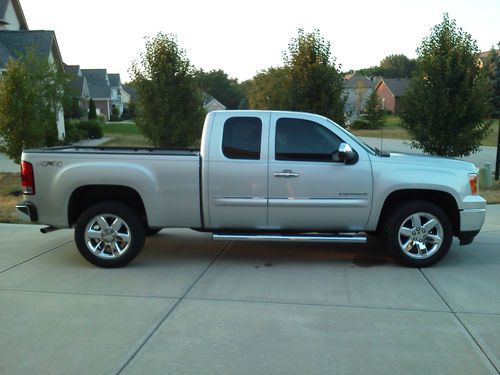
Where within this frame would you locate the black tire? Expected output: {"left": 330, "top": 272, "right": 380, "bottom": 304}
{"left": 384, "top": 201, "right": 452, "bottom": 267}
{"left": 75, "top": 201, "right": 146, "bottom": 268}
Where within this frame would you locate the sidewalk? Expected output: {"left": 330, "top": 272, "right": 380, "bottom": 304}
{"left": 0, "top": 207, "right": 499, "bottom": 374}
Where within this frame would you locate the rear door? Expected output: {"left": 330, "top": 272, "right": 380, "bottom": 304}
{"left": 206, "top": 112, "right": 270, "bottom": 229}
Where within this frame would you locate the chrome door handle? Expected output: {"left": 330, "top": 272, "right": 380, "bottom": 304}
{"left": 273, "top": 169, "right": 299, "bottom": 178}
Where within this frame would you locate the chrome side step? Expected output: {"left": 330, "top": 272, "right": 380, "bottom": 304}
{"left": 212, "top": 233, "right": 367, "bottom": 243}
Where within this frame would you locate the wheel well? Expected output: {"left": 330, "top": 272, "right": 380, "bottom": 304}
{"left": 377, "top": 190, "right": 460, "bottom": 236}
{"left": 68, "top": 185, "right": 147, "bottom": 227}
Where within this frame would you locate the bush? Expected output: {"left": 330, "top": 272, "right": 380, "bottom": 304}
{"left": 110, "top": 106, "right": 120, "bottom": 122}
{"left": 64, "top": 121, "right": 87, "bottom": 143}
{"left": 350, "top": 118, "right": 371, "bottom": 129}
{"left": 76, "top": 120, "right": 103, "bottom": 139}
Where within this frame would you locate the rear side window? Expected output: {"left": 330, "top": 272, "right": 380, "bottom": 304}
{"left": 222, "top": 117, "right": 262, "bottom": 160}
{"left": 275, "top": 118, "right": 343, "bottom": 162}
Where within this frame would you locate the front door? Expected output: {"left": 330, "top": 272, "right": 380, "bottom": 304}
{"left": 267, "top": 113, "right": 372, "bottom": 231}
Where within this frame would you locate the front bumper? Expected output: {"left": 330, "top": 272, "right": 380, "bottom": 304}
{"left": 460, "top": 208, "right": 486, "bottom": 232}
{"left": 16, "top": 202, "right": 38, "bottom": 222}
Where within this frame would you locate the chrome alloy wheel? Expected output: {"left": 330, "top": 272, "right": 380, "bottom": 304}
{"left": 84, "top": 214, "right": 131, "bottom": 259}
{"left": 398, "top": 212, "right": 444, "bottom": 259}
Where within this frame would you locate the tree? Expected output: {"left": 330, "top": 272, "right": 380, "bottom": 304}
{"left": 0, "top": 48, "right": 67, "bottom": 163}
{"left": 357, "top": 54, "right": 416, "bottom": 78}
{"left": 488, "top": 43, "right": 500, "bottom": 179}
{"left": 283, "top": 29, "right": 346, "bottom": 125}
{"left": 246, "top": 67, "right": 290, "bottom": 110}
{"left": 130, "top": 32, "right": 205, "bottom": 148}
{"left": 88, "top": 98, "right": 97, "bottom": 120}
{"left": 400, "top": 14, "right": 492, "bottom": 157}
{"left": 364, "top": 91, "right": 385, "bottom": 128}
{"left": 195, "top": 69, "right": 243, "bottom": 109}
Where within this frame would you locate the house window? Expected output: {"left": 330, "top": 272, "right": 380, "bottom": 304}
{"left": 222, "top": 117, "right": 262, "bottom": 160}
{"left": 275, "top": 118, "right": 343, "bottom": 162}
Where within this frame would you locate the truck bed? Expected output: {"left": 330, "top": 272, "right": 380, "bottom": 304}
{"left": 23, "top": 146, "right": 200, "bottom": 156}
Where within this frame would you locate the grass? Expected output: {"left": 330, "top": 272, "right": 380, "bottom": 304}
{"left": 350, "top": 116, "right": 499, "bottom": 146}
{"left": 0, "top": 173, "right": 22, "bottom": 223}
{"left": 481, "top": 178, "right": 500, "bottom": 204}
{"left": 101, "top": 122, "right": 152, "bottom": 147}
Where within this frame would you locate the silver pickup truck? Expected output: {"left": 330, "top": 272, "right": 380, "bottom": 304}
{"left": 16, "top": 110, "right": 486, "bottom": 268}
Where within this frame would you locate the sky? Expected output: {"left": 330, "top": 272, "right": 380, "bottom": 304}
{"left": 21, "top": 0, "right": 500, "bottom": 83}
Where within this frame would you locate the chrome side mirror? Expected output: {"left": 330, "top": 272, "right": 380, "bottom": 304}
{"left": 338, "top": 143, "right": 358, "bottom": 165}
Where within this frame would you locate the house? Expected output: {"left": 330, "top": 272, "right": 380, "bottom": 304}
{"left": 108, "top": 73, "right": 124, "bottom": 116}
{"left": 64, "top": 64, "right": 90, "bottom": 119}
{"left": 81, "top": 69, "right": 125, "bottom": 120}
{"left": 344, "top": 73, "right": 377, "bottom": 122}
{"left": 0, "top": 0, "right": 65, "bottom": 139}
{"left": 202, "top": 93, "right": 226, "bottom": 112}
{"left": 0, "top": 0, "right": 27, "bottom": 31}
{"left": 81, "top": 69, "right": 112, "bottom": 120}
{"left": 374, "top": 78, "right": 410, "bottom": 114}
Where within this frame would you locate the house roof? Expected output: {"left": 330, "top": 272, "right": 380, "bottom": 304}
{"left": 68, "top": 76, "right": 85, "bottom": 97}
{"left": 0, "top": 0, "right": 28, "bottom": 30}
{"left": 122, "top": 83, "right": 138, "bottom": 101}
{"left": 64, "top": 63, "right": 81, "bottom": 76}
{"left": 0, "top": 30, "right": 63, "bottom": 69}
{"left": 108, "top": 73, "right": 121, "bottom": 87}
{"left": 81, "top": 69, "right": 111, "bottom": 99}
{"left": 344, "top": 73, "right": 375, "bottom": 89}
{"left": 377, "top": 78, "right": 410, "bottom": 97}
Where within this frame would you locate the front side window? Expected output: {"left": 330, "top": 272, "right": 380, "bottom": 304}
{"left": 222, "top": 117, "right": 262, "bottom": 160}
{"left": 275, "top": 118, "right": 343, "bottom": 161}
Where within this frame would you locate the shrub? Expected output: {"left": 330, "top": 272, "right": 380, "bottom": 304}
{"left": 350, "top": 118, "right": 371, "bottom": 129}
{"left": 76, "top": 120, "right": 103, "bottom": 139}
{"left": 110, "top": 106, "right": 120, "bottom": 122}
{"left": 64, "top": 122, "right": 87, "bottom": 143}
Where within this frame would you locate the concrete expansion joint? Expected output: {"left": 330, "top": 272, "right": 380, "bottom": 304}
{"left": 114, "top": 241, "right": 232, "bottom": 375}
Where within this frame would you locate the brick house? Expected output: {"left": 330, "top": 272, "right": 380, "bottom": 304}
{"left": 344, "top": 73, "right": 379, "bottom": 122}
{"left": 374, "top": 78, "right": 410, "bottom": 114}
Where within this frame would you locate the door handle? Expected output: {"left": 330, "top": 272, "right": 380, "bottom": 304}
{"left": 273, "top": 169, "right": 299, "bottom": 178}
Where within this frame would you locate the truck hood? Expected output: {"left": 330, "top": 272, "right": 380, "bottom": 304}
{"left": 373, "top": 152, "right": 478, "bottom": 173}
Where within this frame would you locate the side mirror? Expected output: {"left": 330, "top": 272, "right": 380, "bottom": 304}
{"left": 338, "top": 143, "right": 358, "bottom": 165}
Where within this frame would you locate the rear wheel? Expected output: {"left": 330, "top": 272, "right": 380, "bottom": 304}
{"left": 385, "top": 201, "right": 452, "bottom": 267}
{"left": 75, "top": 201, "right": 146, "bottom": 268}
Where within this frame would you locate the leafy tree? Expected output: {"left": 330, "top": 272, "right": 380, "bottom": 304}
{"left": 488, "top": 43, "right": 500, "bottom": 179}
{"left": 88, "top": 98, "right": 97, "bottom": 120}
{"left": 0, "top": 48, "right": 68, "bottom": 163}
{"left": 283, "top": 29, "right": 346, "bottom": 125}
{"left": 400, "top": 14, "right": 492, "bottom": 157}
{"left": 364, "top": 91, "right": 385, "bottom": 128}
{"left": 357, "top": 54, "right": 416, "bottom": 78}
{"left": 130, "top": 32, "right": 205, "bottom": 147}
{"left": 246, "top": 67, "right": 290, "bottom": 110}
{"left": 195, "top": 69, "right": 243, "bottom": 109}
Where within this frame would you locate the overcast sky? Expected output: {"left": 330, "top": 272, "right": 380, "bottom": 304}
{"left": 21, "top": 0, "right": 500, "bottom": 83}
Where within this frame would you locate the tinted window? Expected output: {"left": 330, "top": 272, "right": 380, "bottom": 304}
{"left": 275, "top": 118, "right": 343, "bottom": 161}
{"left": 222, "top": 117, "right": 262, "bottom": 160}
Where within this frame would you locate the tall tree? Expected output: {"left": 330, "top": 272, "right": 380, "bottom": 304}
{"left": 130, "top": 32, "right": 205, "bottom": 147}
{"left": 195, "top": 69, "right": 243, "bottom": 109}
{"left": 400, "top": 14, "right": 492, "bottom": 157}
{"left": 364, "top": 90, "right": 385, "bottom": 128}
{"left": 488, "top": 43, "right": 500, "bottom": 179}
{"left": 379, "top": 54, "right": 416, "bottom": 78}
{"left": 283, "top": 29, "right": 346, "bottom": 125}
{"left": 0, "top": 48, "right": 68, "bottom": 163}
{"left": 246, "top": 67, "right": 290, "bottom": 110}
{"left": 88, "top": 98, "right": 97, "bottom": 120}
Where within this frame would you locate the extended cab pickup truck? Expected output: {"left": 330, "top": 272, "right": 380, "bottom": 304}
{"left": 16, "top": 110, "right": 486, "bottom": 268}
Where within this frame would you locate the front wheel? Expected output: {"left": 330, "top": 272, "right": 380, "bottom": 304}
{"left": 75, "top": 202, "right": 146, "bottom": 268}
{"left": 384, "top": 201, "right": 452, "bottom": 267}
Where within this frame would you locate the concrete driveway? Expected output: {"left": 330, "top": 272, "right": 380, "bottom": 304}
{"left": 0, "top": 207, "right": 499, "bottom": 374}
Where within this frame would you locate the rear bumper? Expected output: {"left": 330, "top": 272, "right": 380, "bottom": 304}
{"left": 16, "top": 202, "right": 38, "bottom": 222}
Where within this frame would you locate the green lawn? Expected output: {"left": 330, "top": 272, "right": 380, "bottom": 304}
{"left": 350, "top": 116, "right": 499, "bottom": 147}
{"left": 101, "top": 122, "right": 152, "bottom": 147}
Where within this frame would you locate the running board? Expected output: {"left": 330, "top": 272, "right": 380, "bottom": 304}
{"left": 212, "top": 233, "right": 367, "bottom": 243}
